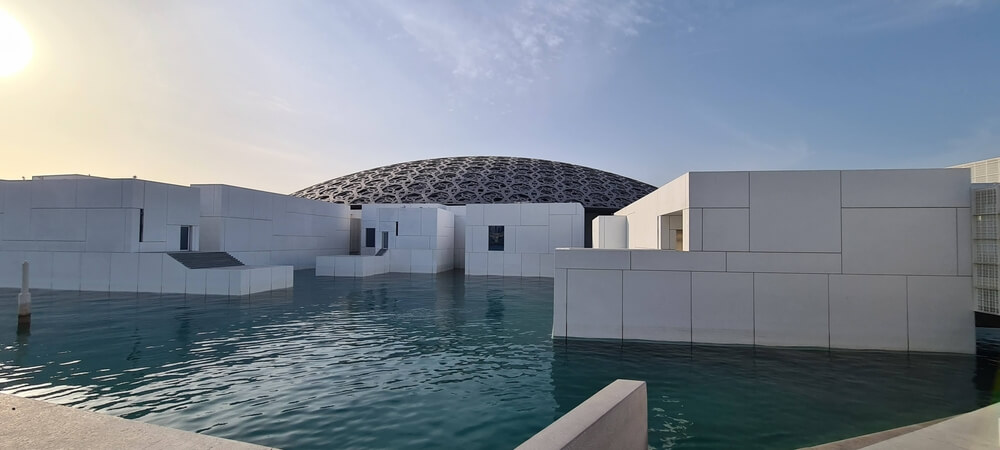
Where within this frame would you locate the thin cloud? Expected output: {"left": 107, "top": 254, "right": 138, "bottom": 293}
{"left": 369, "top": 0, "right": 655, "bottom": 94}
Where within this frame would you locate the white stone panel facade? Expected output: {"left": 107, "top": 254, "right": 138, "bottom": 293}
{"left": 196, "top": 184, "right": 349, "bottom": 269}
{"left": 829, "top": 275, "right": 908, "bottom": 351}
{"left": 622, "top": 270, "right": 691, "bottom": 341}
{"left": 0, "top": 177, "right": 293, "bottom": 295}
{"left": 592, "top": 215, "right": 628, "bottom": 249}
{"left": 701, "top": 208, "right": 749, "bottom": 252}
{"left": 752, "top": 273, "right": 830, "bottom": 348}
{"left": 0, "top": 177, "right": 200, "bottom": 254}
{"left": 842, "top": 207, "right": 959, "bottom": 276}
{"left": 691, "top": 272, "right": 754, "bottom": 345}
{"left": 749, "top": 171, "right": 842, "bottom": 253}
{"left": 0, "top": 250, "right": 290, "bottom": 296}
{"left": 465, "top": 203, "right": 583, "bottom": 277}
{"left": 334, "top": 204, "right": 454, "bottom": 275}
{"left": 558, "top": 168, "right": 975, "bottom": 353}
{"left": 907, "top": 275, "right": 974, "bottom": 353}
{"left": 566, "top": 268, "right": 622, "bottom": 339}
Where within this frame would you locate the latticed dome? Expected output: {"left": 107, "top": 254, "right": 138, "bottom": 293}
{"left": 292, "top": 156, "right": 656, "bottom": 209}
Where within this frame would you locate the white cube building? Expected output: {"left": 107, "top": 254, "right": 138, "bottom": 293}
{"left": 316, "top": 204, "right": 455, "bottom": 276}
{"left": 196, "top": 184, "right": 350, "bottom": 269}
{"left": 0, "top": 176, "right": 304, "bottom": 295}
{"left": 558, "top": 169, "right": 975, "bottom": 353}
{"left": 316, "top": 202, "right": 584, "bottom": 278}
{"left": 464, "top": 203, "right": 584, "bottom": 278}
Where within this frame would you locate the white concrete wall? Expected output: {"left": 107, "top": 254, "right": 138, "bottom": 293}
{"left": 0, "top": 178, "right": 200, "bottom": 253}
{"left": 615, "top": 174, "right": 689, "bottom": 249}
{"left": 465, "top": 203, "right": 584, "bottom": 278}
{"left": 558, "top": 169, "right": 975, "bottom": 353}
{"left": 516, "top": 380, "right": 647, "bottom": 450}
{"left": 316, "top": 254, "right": 388, "bottom": 277}
{"left": 357, "top": 204, "right": 455, "bottom": 273}
{"left": 0, "top": 250, "right": 291, "bottom": 295}
{"left": 951, "top": 157, "right": 1000, "bottom": 183}
{"left": 446, "top": 205, "right": 467, "bottom": 269}
{"left": 196, "top": 184, "right": 349, "bottom": 269}
{"left": 0, "top": 177, "right": 232, "bottom": 293}
{"left": 592, "top": 215, "right": 628, "bottom": 249}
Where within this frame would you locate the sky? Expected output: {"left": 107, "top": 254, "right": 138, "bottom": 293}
{"left": 0, "top": 0, "right": 998, "bottom": 193}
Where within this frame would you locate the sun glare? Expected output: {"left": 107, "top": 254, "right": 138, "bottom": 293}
{"left": 0, "top": 9, "right": 32, "bottom": 77}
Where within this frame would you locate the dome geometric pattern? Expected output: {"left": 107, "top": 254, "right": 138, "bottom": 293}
{"left": 292, "top": 156, "right": 656, "bottom": 209}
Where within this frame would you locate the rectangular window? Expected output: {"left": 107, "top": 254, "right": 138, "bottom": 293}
{"left": 139, "top": 208, "right": 145, "bottom": 242}
{"left": 488, "top": 225, "right": 504, "bottom": 251}
{"left": 365, "top": 228, "right": 376, "bottom": 248}
{"left": 180, "top": 226, "right": 191, "bottom": 251}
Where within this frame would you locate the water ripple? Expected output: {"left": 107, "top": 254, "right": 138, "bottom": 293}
{"left": 0, "top": 271, "right": 998, "bottom": 449}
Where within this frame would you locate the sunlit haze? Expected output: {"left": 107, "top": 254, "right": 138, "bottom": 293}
{"left": 0, "top": 8, "right": 31, "bottom": 76}
{"left": 0, "top": 0, "right": 998, "bottom": 193}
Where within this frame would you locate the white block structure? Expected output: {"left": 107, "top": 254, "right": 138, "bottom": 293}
{"left": 0, "top": 176, "right": 293, "bottom": 295}
{"left": 592, "top": 215, "right": 628, "bottom": 249}
{"left": 446, "top": 206, "right": 467, "bottom": 269}
{"left": 317, "top": 204, "right": 454, "bottom": 276}
{"left": 953, "top": 157, "right": 1000, "bottom": 183}
{"left": 196, "top": 184, "right": 350, "bottom": 269}
{"left": 1, "top": 176, "right": 200, "bottom": 253}
{"left": 561, "top": 169, "right": 975, "bottom": 353}
{"left": 972, "top": 184, "right": 1000, "bottom": 315}
{"left": 465, "top": 203, "right": 585, "bottom": 278}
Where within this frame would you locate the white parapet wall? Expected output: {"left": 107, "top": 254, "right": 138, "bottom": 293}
{"left": 196, "top": 184, "right": 350, "bottom": 269}
{"left": 558, "top": 169, "right": 975, "bottom": 353}
{"left": 592, "top": 215, "right": 628, "bottom": 249}
{"left": 0, "top": 251, "right": 291, "bottom": 295}
{"left": 334, "top": 204, "right": 455, "bottom": 275}
{"left": 0, "top": 177, "right": 294, "bottom": 295}
{"left": 517, "top": 379, "right": 647, "bottom": 450}
{"left": 465, "top": 203, "right": 584, "bottom": 277}
{"left": 316, "top": 254, "right": 388, "bottom": 277}
{"left": 0, "top": 176, "right": 201, "bottom": 254}
{"left": 1, "top": 394, "right": 272, "bottom": 449}
{"left": 446, "top": 205, "right": 467, "bottom": 269}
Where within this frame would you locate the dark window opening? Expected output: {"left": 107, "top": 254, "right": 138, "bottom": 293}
{"left": 139, "top": 208, "right": 144, "bottom": 242}
{"left": 395, "top": 221, "right": 399, "bottom": 236}
{"left": 365, "top": 228, "right": 376, "bottom": 248}
{"left": 180, "top": 226, "right": 191, "bottom": 251}
{"left": 488, "top": 225, "right": 504, "bottom": 251}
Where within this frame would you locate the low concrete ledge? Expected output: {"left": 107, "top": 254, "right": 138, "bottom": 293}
{"left": 858, "top": 402, "right": 999, "bottom": 449}
{"left": 517, "top": 379, "right": 647, "bottom": 450}
{"left": 804, "top": 402, "right": 1000, "bottom": 450}
{"left": 0, "top": 394, "right": 274, "bottom": 449}
{"left": 800, "top": 417, "right": 950, "bottom": 450}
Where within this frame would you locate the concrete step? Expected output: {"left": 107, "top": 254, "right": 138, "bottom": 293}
{"left": 168, "top": 252, "right": 245, "bottom": 269}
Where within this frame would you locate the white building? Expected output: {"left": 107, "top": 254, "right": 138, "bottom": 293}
{"left": 316, "top": 202, "right": 584, "bottom": 278}
{"left": 556, "top": 169, "right": 974, "bottom": 353}
{"left": 0, "top": 176, "right": 355, "bottom": 296}
{"left": 464, "top": 203, "right": 584, "bottom": 277}
{"left": 953, "top": 157, "right": 1000, "bottom": 183}
{"left": 316, "top": 204, "right": 455, "bottom": 276}
{"left": 196, "top": 184, "right": 350, "bottom": 269}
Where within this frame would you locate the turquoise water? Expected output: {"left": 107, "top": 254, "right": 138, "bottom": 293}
{"left": 1, "top": 270, "right": 997, "bottom": 449}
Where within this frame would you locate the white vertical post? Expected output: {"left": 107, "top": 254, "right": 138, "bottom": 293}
{"left": 17, "top": 261, "right": 31, "bottom": 323}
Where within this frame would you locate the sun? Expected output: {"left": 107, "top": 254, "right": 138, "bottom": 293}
{"left": 0, "top": 9, "right": 32, "bottom": 77}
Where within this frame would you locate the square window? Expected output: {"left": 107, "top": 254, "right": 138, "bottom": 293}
{"left": 488, "top": 225, "right": 504, "bottom": 251}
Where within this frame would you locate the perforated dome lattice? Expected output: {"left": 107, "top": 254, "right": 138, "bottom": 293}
{"left": 292, "top": 156, "right": 656, "bottom": 209}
